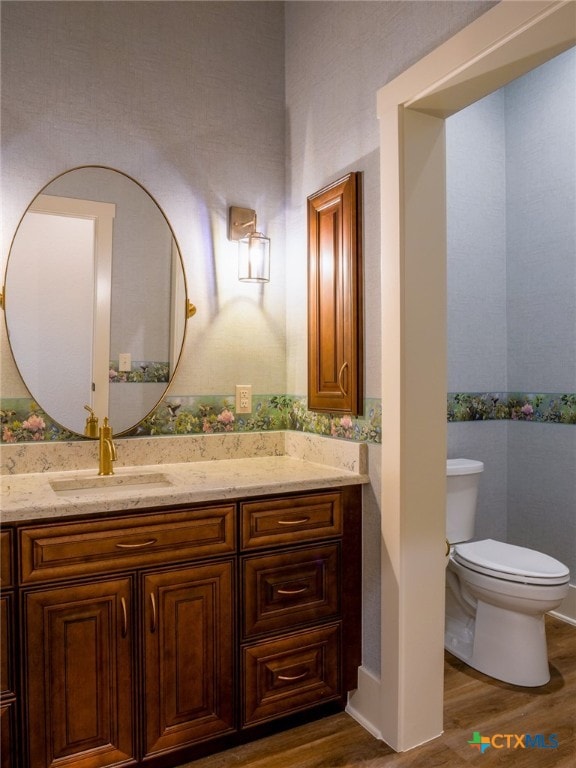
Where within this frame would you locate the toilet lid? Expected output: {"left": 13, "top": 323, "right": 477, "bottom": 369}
{"left": 446, "top": 458, "right": 484, "bottom": 475}
{"left": 454, "top": 539, "right": 570, "bottom": 585}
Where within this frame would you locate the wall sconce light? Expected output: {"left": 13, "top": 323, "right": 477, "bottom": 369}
{"left": 228, "top": 206, "right": 270, "bottom": 283}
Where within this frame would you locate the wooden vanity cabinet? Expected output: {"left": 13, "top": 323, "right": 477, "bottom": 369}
{"left": 13, "top": 485, "right": 361, "bottom": 768}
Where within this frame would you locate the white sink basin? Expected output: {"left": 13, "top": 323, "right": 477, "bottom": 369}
{"left": 50, "top": 472, "right": 173, "bottom": 497}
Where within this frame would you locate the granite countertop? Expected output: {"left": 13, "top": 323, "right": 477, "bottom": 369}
{"left": 0, "top": 433, "right": 370, "bottom": 523}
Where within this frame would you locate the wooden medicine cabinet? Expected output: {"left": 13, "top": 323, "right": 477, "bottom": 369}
{"left": 307, "top": 172, "right": 363, "bottom": 415}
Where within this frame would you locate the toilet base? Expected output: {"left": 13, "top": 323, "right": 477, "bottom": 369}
{"left": 446, "top": 599, "right": 551, "bottom": 687}
{"left": 471, "top": 600, "right": 550, "bottom": 686}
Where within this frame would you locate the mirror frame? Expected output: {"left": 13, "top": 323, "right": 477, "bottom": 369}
{"left": 2, "top": 165, "right": 191, "bottom": 438}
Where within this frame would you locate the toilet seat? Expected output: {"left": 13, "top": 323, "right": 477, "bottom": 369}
{"left": 453, "top": 538, "right": 569, "bottom": 586}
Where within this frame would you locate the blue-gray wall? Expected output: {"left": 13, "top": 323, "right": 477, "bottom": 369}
{"left": 447, "top": 47, "right": 576, "bottom": 583}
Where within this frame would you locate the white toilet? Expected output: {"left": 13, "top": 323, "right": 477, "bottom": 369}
{"left": 445, "top": 458, "right": 570, "bottom": 687}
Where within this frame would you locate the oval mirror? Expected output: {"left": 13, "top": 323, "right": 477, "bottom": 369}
{"left": 4, "top": 166, "right": 188, "bottom": 437}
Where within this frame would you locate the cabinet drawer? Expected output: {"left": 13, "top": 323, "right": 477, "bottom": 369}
{"left": 242, "top": 624, "right": 341, "bottom": 726}
{"left": 242, "top": 544, "right": 339, "bottom": 638}
{"left": 241, "top": 492, "right": 342, "bottom": 550}
{"left": 0, "top": 531, "right": 12, "bottom": 588}
{"left": 19, "top": 505, "right": 235, "bottom": 583}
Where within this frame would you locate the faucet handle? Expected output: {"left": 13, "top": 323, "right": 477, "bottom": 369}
{"left": 83, "top": 405, "right": 99, "bottom": 438}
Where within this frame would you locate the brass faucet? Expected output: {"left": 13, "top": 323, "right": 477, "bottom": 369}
{"left": 83, "top": 405, "right": 99, "bottom": 438}
{"left": 98, "top": 417, "right": 117, "bottom": 476}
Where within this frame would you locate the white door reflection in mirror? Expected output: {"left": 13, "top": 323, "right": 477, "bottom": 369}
{"left": 6, "top": 195, "right": 115, "bottom": 434}
{"left": 4, "top": 166, "right": 188, "bottom": 437}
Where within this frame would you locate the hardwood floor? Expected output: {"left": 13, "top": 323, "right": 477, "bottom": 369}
{"left": 182, "top": 616, "right": 575, "bottom": 767}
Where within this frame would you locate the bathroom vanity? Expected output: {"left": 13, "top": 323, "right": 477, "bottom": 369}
{"left": 0, "top": 436, "right": 367, "bottom": 768}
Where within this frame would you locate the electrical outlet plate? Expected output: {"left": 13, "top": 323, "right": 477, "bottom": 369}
{"left": 235, "top": 384, "right": 252, "bottom": 414}
{"left": 118, "top": 353, "right": 132, "bottom": 372}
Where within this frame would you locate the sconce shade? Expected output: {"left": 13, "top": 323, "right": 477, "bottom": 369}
{"left": 238, "top": 231, "right": 270, "bottom": 282}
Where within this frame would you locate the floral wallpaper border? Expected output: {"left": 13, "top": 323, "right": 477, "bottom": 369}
{"left": 109, "top": 361, "right": 169, "bottom": 383}
{"left": 448, "top": 392, "right": 576, "bottom": 424}
{"left": 2, "top": 391, "right": 575, "bottom": 444}
{"left": 0, "top": 395, "right": 382, "bottom": 444}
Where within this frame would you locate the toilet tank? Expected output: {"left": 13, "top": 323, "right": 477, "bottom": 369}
{"left": 446, "top": 459, "right": 484, "bottom": 544}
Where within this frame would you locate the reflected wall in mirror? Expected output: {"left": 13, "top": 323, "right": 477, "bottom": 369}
{"left": 4, "top": 166, "right": 187, "bottom": 436}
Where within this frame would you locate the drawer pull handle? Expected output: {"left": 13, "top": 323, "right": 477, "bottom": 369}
{"left": 338, "top": 361, "right": 349, "bottom": 396}
{"left": 115, "top": 538, "right": 157, "bottom": 549}
{"left": 120, "top": 596, "right": 128, "bottom": 638}
{"left": 278, "top": 671, "right": 308, "bottom": 682}
{"left": 150, "top": 593, "right": 157, "bottom": 633}
{"left": 277, "top": 585, "right": 308, "bottom": 595}
{"left": 276, "top": 517, "right": 310, "bottom": 526}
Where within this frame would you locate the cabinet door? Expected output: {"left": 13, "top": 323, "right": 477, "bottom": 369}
{"left": 0, "top": 593, "right": 17, "bottom": 768}
{"left": 142, "top": 560, "right": 235, "bottom": 757}
{"left": 1, "top": 530, "right": 17, "bottom": 768}
{"left": 0, "top": 594, "right": 13, "bottom": 698}
{"left": 24, "top": 578, "right": 134, "bottom": 768}
{"left": 1, "top": 701, "right": 16, "bottom": 768}
{"left": 307, "top": 172, "right": 363, "bottom": 415}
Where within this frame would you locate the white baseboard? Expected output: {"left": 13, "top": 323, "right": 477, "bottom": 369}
{"left": 550, "top": 583, "right": 576, "bottom": 626}
{"left": 346, "top": 666, "right": 383, "bottom": 741}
